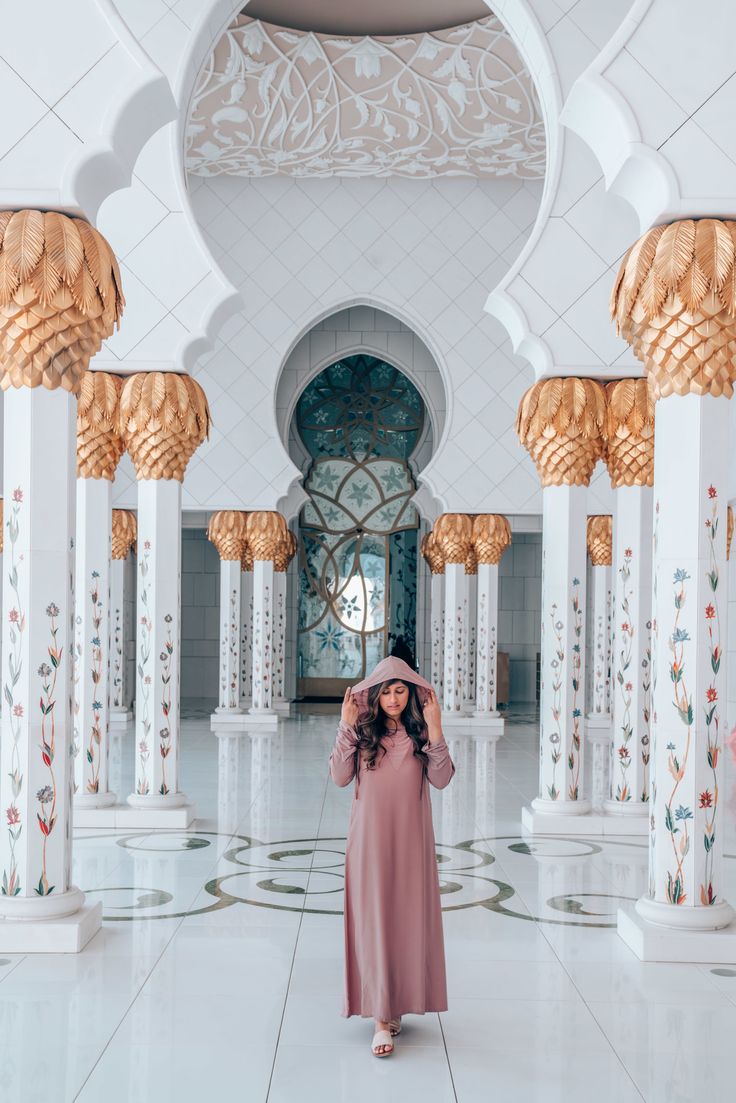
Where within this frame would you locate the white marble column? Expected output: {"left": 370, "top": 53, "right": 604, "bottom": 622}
{"left": 239, "top": 555, "right": 253, "bottom": 709}
{"left": 472, "top": 514, "right": 512, "bottom": 727}
{"left": 605, "top": 489, "right": 653, "bottom": 816}
{"left": 120, "top": 371, "right": 210, "bottom": 826}
{"left": 463, "top": 553, "right": 477, "bottom": 714}
{"left": 245, "top": 512, "right": 289, "bottom": 727}
{"left": 585, "top": 515, "right": 613, "bottom": 730}
{"left": 434, "top": 515, "right": 472, "bottom": 721}
{"left": 273, "top": 530, "right": 297, "bottom": 715}
{"left": 109, "top": 509, "right": 137, "bottom": 725}
{"left": 420, "top": 531, "right": 444, "bottom": 698}
{"left": 533, "top": 485, "right": 590, "bottom": 814}
{"left": 633, "top": 395, "right": 734, "bottom": 934}
{"left": 0, "top": 388, "right": 100, "bottom": 949}
{"left": 208, "top": 510, "right": 249, "bottom": 734}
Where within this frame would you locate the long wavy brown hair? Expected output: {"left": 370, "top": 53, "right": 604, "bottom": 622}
{"left": 356, "top": 679, "right": 429, "bottom": 772}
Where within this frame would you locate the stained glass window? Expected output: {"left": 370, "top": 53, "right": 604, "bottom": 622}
{"left": 296, "top": 355, "right": 424, "bottom": 690}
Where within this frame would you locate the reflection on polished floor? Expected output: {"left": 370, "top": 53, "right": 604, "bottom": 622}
{"left": 2, "top": 703, "right": 736, "bottom": 1102}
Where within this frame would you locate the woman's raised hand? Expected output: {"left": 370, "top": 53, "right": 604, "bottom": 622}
{"left": 341, "top": 686, "right": 359, "bottom": 728}
{"left": 422, "top": 688, "right": 442, "bottom": 734}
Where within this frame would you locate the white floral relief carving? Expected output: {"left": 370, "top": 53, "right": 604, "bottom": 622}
{"left": 187, "top": 16, "right": 545, "bottom": 179}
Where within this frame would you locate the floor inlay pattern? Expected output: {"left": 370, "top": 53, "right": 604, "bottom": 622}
{"left": 0, "top": 703, "right": 734, "bottom": 1102}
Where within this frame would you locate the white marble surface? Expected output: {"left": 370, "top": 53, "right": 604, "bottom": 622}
{"left": 0, "top": 701, "right": 734, "bottom": 1101}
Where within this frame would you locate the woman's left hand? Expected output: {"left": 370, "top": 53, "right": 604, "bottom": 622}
{"left": 422, "top": 689, "right": 443, "bottom": 739}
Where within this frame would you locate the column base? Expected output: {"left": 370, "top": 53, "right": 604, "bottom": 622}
{"left": 246, "top": 708, "right": 279, "bottom": 727}
{"left": 442, "top": 712, "right": 504, "bottom": 734}
{"left": 0, "top": 901, "right": 102, "bottom": 953}
{"left": 618, "top": 901, "right": 736, "bottom": 962}
{"left": 116, "top": 793, "right": 197, "bottom": 829}
{"left": 109, "top": 709, "right": 133, "bottom": 727}
{"left": 272, "top": 698, "right": 293, "bottom": 716}
{"left": 210, "top": 711, "right": 251, "bottom": 734}
{"left": 602, "top": 798, "right": 649, "bottom": 817}
{"left": 523, "top": 801, "right": 647, "bottom": 835}
{"left": 74, "top": 790, "right": 117, "bottom": 811}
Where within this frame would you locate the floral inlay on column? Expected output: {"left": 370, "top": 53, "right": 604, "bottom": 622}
{"left": 208, "top": 510, "right": 250, "bottom": 714}
{"left": 516, "top": 377, "right": 605, "bottom": 813}
{"left": 471, "top": 514, "right": 511, "bottom": 716}
{"left": 273, "top": 530, "right": 297, "bottom": 707}
{"left": 3, "top": 488, "right": 24, "bottom": 897}
{"left": 614, "top": 548, "right": 634, "bottom": 801}
{"left": 420, "top": 531, "right": 445, "bottom": 698}
{"left": 433, "top": 514, "right": 473, "bottom": 715}
{"left": 85, "top": 572, "right": 103, "bottom": 794}
{"left": 137, "top": 542, "right": 152, "bottom": 795}
{"left": 246, "top": 512, "right": 289, "bottom": 714}
{"left": 110, "top": 509, "right": 136, "bottom": 713}
{"left": 0, "top": 210, "right": 123, "bottom": 935}
{"left": 611, "top": 217, "right": 736, "bottom": 934}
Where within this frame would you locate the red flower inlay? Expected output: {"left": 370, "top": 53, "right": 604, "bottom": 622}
{"left": 624, "top": 548, "right": 632, "bottom": 557}
{"left": 708, "top": 485, "right": 717, "bottom": 498}
{"left": 12, "top": 488, "right": 22, "bottom": 502}
{"left": 12, "top": 704, "right": 23, "bottom": 717}
{"left": 699, "top": 790, "right": 713, "bottom": 808}
{"left": 6, "top": 805, "right": 20, "bottom": 825}
{"left": 705, "top": 604, "right": 716, "bottom": 619}
{"left": 8, "top": 609, "right": 19, "bottom": 624}
{"left": 706, "top": 686, "right": 718, "bottom": 702}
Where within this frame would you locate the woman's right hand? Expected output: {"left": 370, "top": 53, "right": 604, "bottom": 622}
{"left": 341, "top": 686, "right": 359, "bottom": 728}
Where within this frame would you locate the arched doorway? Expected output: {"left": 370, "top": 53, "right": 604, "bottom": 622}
{"left": 294, "top": 354, "right": 427, "bottom": 698}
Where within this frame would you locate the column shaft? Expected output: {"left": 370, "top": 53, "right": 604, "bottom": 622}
{"left": 587, "top": 564, "right": 612, "bottom": 719}
{"left": 74, "top": 478, "right": 115, "bottom": 806}
{"left": 110, "top": 556, "right": 132, "bottom": 717}
{"left": 640, "top": 395, "right": 733, "bottom": 927}
{"left": 240, "top": 568, "right": 253, "bottom": 707}
{"left": 128, "top": 479, "right": 186, "bottom": 807}
{"left": 430, "top": 572, "right": 444, "bottom": 698}
{"left": 534, "top": 485, "right": 590, "bottom": 813}
{"left": 217, "top": 560, "right": 242, "bottom": 712}
{"left": 250, "top": 559, "right": 275, "bottom": 714}
{"left": 463, "top": 571, "right": 477, "bottom": 712}
{"left": 0, "top": 389, "right": 82, "bottom": 916}
{"left": 606, "top": 486, "right": 653, "bottom": 813}
{"left": 273, "top": 570, "right": 287, "bottom": 703}
{"left": 475, "top": 562, "right": 500, "bottom": 714}
{"left": 442, "top": 563, "right": 467, "bottom": 714}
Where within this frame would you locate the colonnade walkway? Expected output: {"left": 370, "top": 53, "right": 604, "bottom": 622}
{"left": 1, "top": 704, "right": 735, "bottom": 1101}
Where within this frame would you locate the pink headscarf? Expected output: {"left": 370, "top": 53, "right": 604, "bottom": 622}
{"left": 349, "top": 656, "right": 433, "bottom": 713}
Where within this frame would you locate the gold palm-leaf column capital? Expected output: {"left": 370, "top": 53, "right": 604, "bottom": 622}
{"left": 611, "top": 218, "right": 736, "bottom": 399}
{"left": 603, "top": 378, "right": 655, "bottom": 488}
{"left": 432, "top": 514, "right": 473, "bottom": 565}
{"left": 207, "top": 510, "right": 249, "bottom": 561}
{"left": 120, "top": 372, "right": 210, "bottom": 481}
{"left": 274, "top": 529, "right": 297, "bottom": 573}
{"left": 472, "top": 514, "right": 512, "bottom": 565}
{"left": 515, "top": 377, "right": 606, "bottom": 487}
{"left": 420, "top": 531, "right": 445, "bottom": 574}
{"left": 76, "top": 370, "right": 124, "bottom": 480}
{"left": 111, "top": 509, "right": 137, "bottom": 560}
{"left": 241, "top": 546, "right": 254, "bottom": 573}
{"left": 728, "top": 504, "right": 734, "bottom": 561}
{"left": 586, "top": 515, "right": 613, "bottom": 566}
{"left": 0, "top": 210, "right": 124, "bottom": 393}
{"left": 245, "top": 511, "right": 289, "bottom": 562}
{"left": 464, "top": 546, "right": 478, "bottom": 575}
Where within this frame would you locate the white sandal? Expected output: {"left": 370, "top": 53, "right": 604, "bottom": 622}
{"left": 371, "top": 1029, "right": 394, "bottom": 1057}
{"left": 389, "top": 1016, "right": 402, "bottom": 1036}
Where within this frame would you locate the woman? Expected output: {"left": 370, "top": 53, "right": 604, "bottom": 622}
{"left": 329, "top": 656, "right": 455, "bottom": 1058}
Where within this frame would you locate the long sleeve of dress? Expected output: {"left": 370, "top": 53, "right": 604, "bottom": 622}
{"left": 425, "top": 735, "right": 455, "bottom": 789}
{"left": 329, "top": 722, "right": 359, "bottom": 787}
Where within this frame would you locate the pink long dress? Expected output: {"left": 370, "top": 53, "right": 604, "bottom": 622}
{"left": 329, "top": 720, "right": 455, "bottom": 1021}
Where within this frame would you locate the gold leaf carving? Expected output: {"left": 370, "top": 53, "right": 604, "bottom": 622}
{"left": 587, "top": 515, "right": 612, "bottom": 566}
{"left": 472, "top": 514, "right": 512, "bottom": 565}
{"left": 241, "top": 546, "right": 254, "bottom": 573}
{"left": 420, "top": 531, "right": 445, "bottom": 574}
{"left": 120, "top": 372, "right": 210, "bottom": 481}
{"left": 111, "top": 509, "right": 137, "bottom": 560}
{"left": 76, "top": 371, "right": 124, "bottom": 480}
{"left": 603, "top": 378, "right": 655, "bottom": 488}
{"left": 274, "top": 528, "right": 298, "bottom": 573}
{"left": 208, "top": 510, "right": 249, "bottom": 561}
{"left": 611, "top": 218, "right": 736, "bottom": 398}
{"left": 245, "top": 511, "right": 288, "bottom": 562}
{"left": 515, "top": 377, "right": 606, "bottom": 487}
{"left": 0, "top": 211, "right": 123, "bottom": 393}
{"left": 432, "top": 514, "right": 473, "bottom": 564}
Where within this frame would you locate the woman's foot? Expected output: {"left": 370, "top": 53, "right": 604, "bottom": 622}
{"left": 372, "top": 1020, "right": 394, "bottom": 1056}
{"left": 388, "top": 1016, "right": 402, "bottom": 1036}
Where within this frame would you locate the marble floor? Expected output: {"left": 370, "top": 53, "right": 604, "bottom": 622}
{"left": 2, "top": 703, "right": 736, "bottom": 1102}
